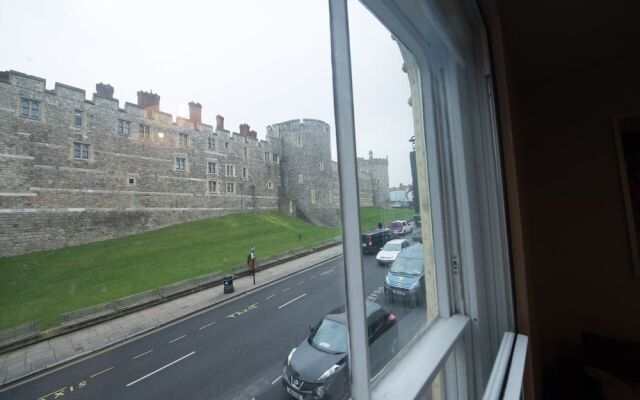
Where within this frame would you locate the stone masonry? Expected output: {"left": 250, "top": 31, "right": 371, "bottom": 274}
{"left": 0, "top": 70, "right": 389, "bottom": 256}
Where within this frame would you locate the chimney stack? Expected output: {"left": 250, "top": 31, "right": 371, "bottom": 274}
{"left": 96, "top": 83, "right": 114, "bottom": 99}
{"left": 248, "top": 130, "right": 258, "bottom": 140}
{"left": 189, "top": 102, "right": 202, "bottom": 125}
{"left": 240, "top": 123, "right": 250, "bottom": 136}
{"left": 137, "top": 90, "right": 160, "bottom": 115}
{"left": 216, "top": 115, "right": 225, "bottom": 130}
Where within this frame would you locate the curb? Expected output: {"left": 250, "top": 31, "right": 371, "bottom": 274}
{"left": 0, "top": 245, "right": 343, "bottom": 389}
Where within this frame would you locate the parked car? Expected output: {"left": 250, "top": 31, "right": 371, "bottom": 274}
{"left": 282, "top": 302, "right": 398, "bottom": 400}
{"left": 384, "top": 243, "right": 425, "bottom": 307}
{"left": 391, "top": 220, "right": 412, "bottom": 236}
{"left": 376, "top": 239, "right": 410, "bottom": 265}
{"left": 361, "top": 228, "right": 394, "bottom": 254}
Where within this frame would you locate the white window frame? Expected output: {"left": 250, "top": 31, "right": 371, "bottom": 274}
{"left": 208, "top": 180, "right": 218, "bottom": 194}
{"left": 207, "top": 161, "right": 217, "bottom": 175}
{"left": 242, "top": 167, "right": 248, "bottom": 180}
{"left": 329, "top": 1, "right": 516, "bottom": 399}
{"left": 226, "top": 164, "right": 235, "bottom": 177}
{"left": 20, "top": 98, "right": 40, "bottom": 119}
{"left": 118, "top": 119, "right": 130, "bottom": 136}
{"left": 226, "top": 182, "right": 235, "bottom": 194}
{"left": 298, "top": 174, "right": 303, "bottom": 184}
{"left": 72, "top": 142, "right": 91, "bottom": 160}
{"left": 178, "top": 133, "right": 189, "bottom": 148}
{"left": 175, "top": 157, "right": 186, "bottom": 172}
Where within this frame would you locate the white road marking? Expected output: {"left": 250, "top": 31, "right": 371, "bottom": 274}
{"left": 278, "top": 293, "right": 307, "bottom": 309}
{"left": 133, "top": 349, "right": 153, "bottom": 359}
{"left": 126, "top": 351, "right": 195, "bottom": 387}
{"left": 199, "top": 321, "right": 216, "bottom": 330}
{"left": 310, "top": 275, "right": 317, "bottom": 279}
{"left": 282, "top": 287, "right": 290, "bottom": 292}
{"left": 296, "top": 281, "right": 304, "bottom": 286}
{"left": 271, "top": 375, "right": 282, "bottom": 385}
{"left": 90, "top": 367, "right": 113, "bottom": 378}
{"left": 169, "top": 334, "right": 186, "bottom": 343}
{"left": 265, "top": 294, "right": 276, "bottom": 300}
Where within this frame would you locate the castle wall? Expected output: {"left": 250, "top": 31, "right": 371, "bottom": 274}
{"left": 0, "top": 70, "right": 390, "bottom": 257}
{"left": 0, "top": 71, "right": 280, "bottom": 257}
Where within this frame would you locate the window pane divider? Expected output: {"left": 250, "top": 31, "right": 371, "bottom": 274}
{"left": 328, "top": 0, "right": 371, "bottom": 399}
{"left": 371, "top": 314, "right": 470, "bottom": 400}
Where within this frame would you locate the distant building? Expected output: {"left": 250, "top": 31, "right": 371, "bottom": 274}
{"left": 0, "top": 70, "right": 390, "bottom": 256}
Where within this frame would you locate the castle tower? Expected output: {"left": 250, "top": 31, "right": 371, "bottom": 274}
{"left": 266, "top": 119, "right": 338, "bottom": 226}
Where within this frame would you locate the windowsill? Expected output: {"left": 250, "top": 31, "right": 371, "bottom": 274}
{"left": 371, "top": 314, "right": 469, "bottom": 399}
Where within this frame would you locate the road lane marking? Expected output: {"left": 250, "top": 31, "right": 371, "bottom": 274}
{"left": 278, "top": 293, "right": 307, "bottom": 309}
{"left": 272, "top": 375, "right": 282, "bottom": 385}
{"left": 133, "top": 349, "right": 154, "bottom": 359}
{"left": 126, "top": 351, "right": 195, "bottom": 387}
{"left": 199, "top": 321, "right": 216, "bottom": 330}
{"left": 169, "top": 335, "right": 186, "bottom": 343}
{"left": 297, "top": 281, "right": 304, "bottom": 286}
{"left": 226, "top": 302, "right": 259, "bottom": 318}
{"left": 310, "top": 275, "right": 317, "bottom": 279}
{"left": 265, "top": 294, "right": 276, "bottom": 300}
{"left": 282, "top": 287, "right": 290, "bottom": 292}
{"left": 90, "top": 367, "right": 113, "bottom": 378}
{"left": 38, "top": 387, "right": 66, "bottom": 399}
{"left": 319, "top": 268, "right": 335, "bottom": 276}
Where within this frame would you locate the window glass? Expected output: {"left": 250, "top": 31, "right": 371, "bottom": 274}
{"left": 348, "top": 0, "right": 438, "bottom": 380}
{"left": 0, "top": 3, "right": 352, "bottom": 400}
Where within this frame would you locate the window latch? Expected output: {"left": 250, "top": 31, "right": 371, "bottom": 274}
{"left": 452, "top": 255, "right": 460, "bottom": 275}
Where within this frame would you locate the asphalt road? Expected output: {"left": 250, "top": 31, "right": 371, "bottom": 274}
{"left": 0, "top": 249, "right": 428, "bottom": 400}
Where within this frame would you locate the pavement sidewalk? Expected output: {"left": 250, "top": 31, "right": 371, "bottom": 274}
{"left": 0, "top": 245, "right": 343, "bottom": 388}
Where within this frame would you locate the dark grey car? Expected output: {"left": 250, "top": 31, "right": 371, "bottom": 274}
{"left": 384, "top": 243, "right": 425, "bottom": 307}
{"left": 282, "top": 302, "right": 398, "bottom": 399}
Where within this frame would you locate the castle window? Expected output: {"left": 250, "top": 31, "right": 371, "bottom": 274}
{"left": 208, "top": 181, "right": 218, "bottom": 193}
{"left": 226, "top": 164, "right": 235, "bottom": 177}
{"left": 226, "top": 182, "right": 235, "bottom": 194}
{"left": 208, "top": 162, "right": 217, "bottom": 174}
{"left": 21, "top": 99, "right": 40, "bottom": 119}
{"left": 310, "top": 189, "right": 316, "bottom": 204}
{"left": 128, "top": 177, "right": 136, "bottom": 185}
{"left": 242, "top": 167, "right": 248, "bottom": 180}
{"left": 329, "top": 190, "right": 333, "bottom": 204}
{"left": 272, "top": 154, "right": 279, "bottom": 163}
{"left": 244, "top": 147, "right": 247, "bottom": 157}
{"left": 139, "top": 124, "right": 151, "bottom": 139}
{"left": 178, "top": 133, "right": 189, "bottom": 147}
{"left": 74, "top": 110, "right": 83, "bottom": 126}
{"left": 319, "top": 161, "right": 324, "bottom": 171}
{"left": 118, "top": 120, "right": 130, "bottom": 136}
{"left": 264, "top": 152, "right": 270, "bottom": 162}
{"left": 208, "top": 137, "right": 216, "bottom": 150}
{"left": 73, "top": 142, "right": 90, "bottom": 160}
{"left": 225, "top": 142, "right": 229, "bottom": 149}
{"left": 267, "top": 181, "right": 273, "bottom": 189}
{"left": 175, "top": 157, "right": 186, "bottom": 171}
{"left": 296, "top": 136, "right": 302, "bottom": 147}
{"left": 298, "top": 174, "right": 303, "bottom": 184}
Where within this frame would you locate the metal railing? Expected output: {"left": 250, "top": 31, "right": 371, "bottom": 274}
{"left": 0, "top": 321, "right": 39, "bottom": 347}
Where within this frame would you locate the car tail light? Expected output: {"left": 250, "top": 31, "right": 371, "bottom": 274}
{"left": 387, "top": 312, "right": 396, "bottom": 321}
{"left": 368, "top": 235, "right": 372, "bottom": 246}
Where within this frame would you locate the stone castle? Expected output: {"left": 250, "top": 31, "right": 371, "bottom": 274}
{"left": 0, "top": 70, "right": 389, "bottom": 257}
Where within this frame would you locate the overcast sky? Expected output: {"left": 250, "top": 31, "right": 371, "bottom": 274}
{"left": 1, "top": 0, "right": 415, "bottom": 187}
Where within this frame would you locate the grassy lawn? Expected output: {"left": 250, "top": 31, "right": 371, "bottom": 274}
{"left": 357, "top": 206, "right": 416, "bottom": 230}
{"left": 0, "top": 212, "right": 339, "bottom": 330}
{"left": 0, "top": 207, "right": 414, "bottom": 330}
